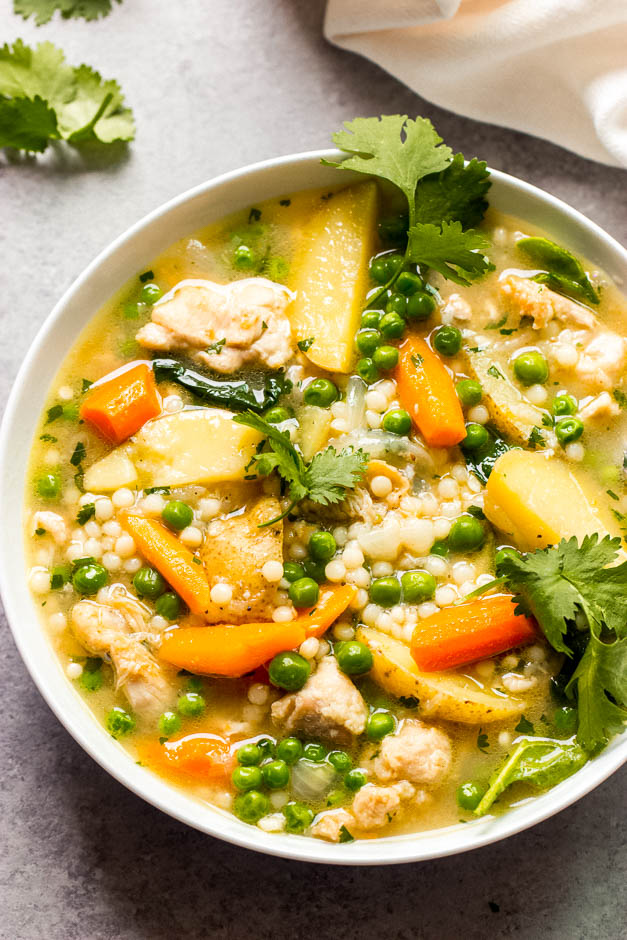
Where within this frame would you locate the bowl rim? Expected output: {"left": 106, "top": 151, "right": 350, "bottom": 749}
{"left": 1, "top": 148, "right": 626, "bottom": 866}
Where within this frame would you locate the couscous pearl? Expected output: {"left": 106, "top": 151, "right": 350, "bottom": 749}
{"left": 347, "top": 566, "right": 370, "bottom": 588}
{"left": 418, "top": 601, "right": 439, "bottom": 618}
{"left": 333, "top": 622, "right": 355, "bottom": 641}
{"left": 150, "top": 615, "right": 169, "bottom": 631}
{"left": 438, "top": 477, "right": 459, "bottom": 499}
{"left": 112, "top": 488, "right": 135, "bottom": 509}
{"left": 330, "top": 400, "right": 346, "bottom": 419}
{"left": 48, "top": 612, "right": 67, "bottom": 633}
{"left": 366, "top": 389, "right": 388, "bottom": 412}
{"left": 102, "top": 520, "right": 122, "bottom": 538}
{"left": 553, "top": 344, "right": 578, "bottom": 368}
{"left": 502, "top": 654, "right": 519, "bottom": 669}
{"left": 342, "top": 543, "right": 365, "bottom": 569}
{"left": 242, "top": 703, "right": 264, "bottom": 723}
{"left": 451, "top": 464, "right": 468, "bottom": 483}
{"left": 502, "top": 673, "right": 537, "bottom": 692}
{"left": 199, "top": 498, "right": 222, "bottom": 520}
{"left": 400, "top": 496, "right": 421, "bottom": 514}
{"left": 366, "top": 410, "right": 382, "bottom": 429}
{"left": 84, "top": 538, "right": 103, "bottom": 558}
{"left": 420, "top": 493, "right": 439, "bottom": 517}
{"left": 84, "top": 520, "right": 101, "bottom": 538}
{"left": 351, "top": 588, "right": 369, "bottom": 610}
{"left": 211, "top": 582, "right": 233, "bottom": 604}
{"left": 325, "top": 559, "right": 347, "bottom": 582}
{"left": 402, "top": 624, "right": 414, "bottom": 643}
{"left": 452, "top": 561, "right": 476, "bottom": 585}
{"left": 361, "top": 604, "right": 380, "bottom": 627}
{"left": 258, "top": 813, "right": 286, "bottom": 833}
{"left": 142, "top": 493, "right": 165, "bottom": 514}
{"left": 476, "top": 573, "right": 496, "bottom": 587}
{"left": 391, "top": 605, "right": 405, "bottom": 624}
{"left": 62, "top": 486, "right": 81, "bottom": 506}
{"left": 29, "top": 568, "right": 50, "bottom": 594}
{"left": 262, "top": 560, "right": 284, "bottom": 583}
{"left": 57, "top": 385, "right": 74, "bottom": 401}
{"left": 248, "top": 683, "right": 270, "bottom": 705}
{"left": 115, "top": 534, "right": 136, "bottom": 558}
{"left": 467, "top": 475, "right": 482, "bottom": 494}
{"left": 102, "top": 552, "right": 121, "bottom": 571}
{"left": 378, "top": 379, "right": 396, "bottom": 399}
{"left": 499, "top": 731, "right": 513, "bottom": 747}
{"left": 44, "top": 449, "right": 60, "bottom": 466}
{"left": 370, "top": 475, "right": 393, "bottom": 498}
{"left": 526, "top": 384, "right": 548, "bottom": 405}
{"left": 316, "top": 639, "right": 331, "bottom": 659}
{"left": 180, "top": 526, "right": 203, "bottom": 548}
{"left": 332, "top": 526, "right": 348, "bottom": 547}
{"left": 527, "top": 644, "right": 547, "bottom": 663}
{"left": 289, "top": 542, "right": 307, "bottom": 560}
{"left": 66, "top": 662, "right": 83, "bottom": 679}
{"left": 124, "top": 557, "right": 142, "bottom": 574}
{"left": 94, "top": 498, "right": 114, "bottom": 522}
{"left": 35, "top": 547, "right": 54, "bottom": 566}
{"left": 79, "top": 492, "right": 96, "bottom": 507}
{"left": 163, "top": 394, "right": 184, "bottom": 413}
{"left": 372, "top": 561, "right": 394, "bottom": 578}
{"left": 459, "top": 580, "right": 477, "bottom": 596}
{"left": 66, "top": 543, "right": 85, "bottom": 562}
{"left": 467, "top": 404, "right": 490, "bottom": 425}
{"left": 269, "top": 790, "right": 290, "bottom": 810}
{"left": 475, "top": 660, "right": 495, "bottom": 678}
{"left": 424, "top": 555, "right": 449, "bottom": 577}
{"left": 433, "top": 518, "right": 452, "bottom": 540}
{"left": 440, "top": 500, "right": 462, "bottom": 520}
{"left": 565, "top": 442, "right": 585, "bottom": 461}
{"left": 331, "top": 418, "right": 348, "bottom": 433}
{"left": 376, "top": 611, "right": 395, "bottom": 633}
{"left": 299, "top": 637, "right": 320, "bottom": 660}
{"left": 435, "top": 585, "right": 458, "bottom": 607}
{"left": 272, "top": 605, "right": 295, "bottom": 623}
{"left": 275, "top": 590, "right": 290, "bottom": 606}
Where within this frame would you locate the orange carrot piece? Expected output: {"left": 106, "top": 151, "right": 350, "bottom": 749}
{"left": 138, "top": 732, "right": 233, "bottom": 782}
{"left": 411, "top": 594, "right": 537, "bottom": 672}
{"left": 297, "top": 584, "right": 357, "bottom": 638}
{"left": 395, "top": 336, "right": 466, "bottom": 447}
{"left": 159, "top": 620, "right": 308, "bottom": 677}
{"left": 80, "top": 363, "right": 161, "bottom": 444}
{"left": 120, "top": 513, "right": 210, "bottom": 615}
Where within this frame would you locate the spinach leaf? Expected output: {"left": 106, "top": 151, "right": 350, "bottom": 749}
{"left": 152, "top": 359, "right": 291, "bottom": 414}
{"left": 517, "top": 236, "right": 599, "bottom": 306}
{"left": 463, "top": 431, "right": 512, "bottom": 485}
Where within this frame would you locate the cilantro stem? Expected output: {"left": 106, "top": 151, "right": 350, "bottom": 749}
{"left": 454, "top": 576, "right": 506, "bottom": 603}
{"left": 257, "top": 500, "right": 299, "bottom": 528}
{"left": 366, "top": 200, "right": 416, "bottom": 310}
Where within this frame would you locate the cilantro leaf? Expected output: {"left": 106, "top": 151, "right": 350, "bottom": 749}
{"left": 514, "top": 715, "right": 535, "bottom": 735}
{"left": 415, "top": 154, "right": 491, "bottom": 229}
{"left": 14, "top": 0, "right": 121, "bottom": 25}
{"left": 408, "top": 221, "right": 494, "bottom": 286}
{"left": 0, "top": 40, "right": 134, "bottom": 152}
{"left": 324, "top": 115, "right": 452, "bottom": 208}
{"left": 234, "top": 411, "right": 308, "bottom": 504}
{"left": 305, "top": 446, "right": 368, "bottom": 506}
{"left": 569, "top": 634, "right": 627, "bottom": 752}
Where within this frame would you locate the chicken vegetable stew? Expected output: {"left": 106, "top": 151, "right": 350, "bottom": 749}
{"left": 26, "top": 116, "right": 627, "bottom": 843}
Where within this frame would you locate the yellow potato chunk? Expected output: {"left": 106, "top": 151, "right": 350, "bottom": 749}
{"left": 83, "top": 449, "right": 138, "bottom": 492}
{"left": 297, "top": 405, "right": 332, "bottom": 461}
{"left": 289, "top": 182, "right": 378, "bottom": 372}
{"left": 356, "top": 626, "right": 525, "bottom": 724}
{"left": 484, "top": 449, "right": 622, "bottom": 550}
{"left": 464, "top": 348, "right": 545, "bottom": 446}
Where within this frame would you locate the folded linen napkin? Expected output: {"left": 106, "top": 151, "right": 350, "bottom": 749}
{"left": 324, "top": 0, "right": 627, "bottom": 167}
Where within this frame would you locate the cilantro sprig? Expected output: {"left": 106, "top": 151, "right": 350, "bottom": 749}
{"left": 14, "top": 0, "right": 121, "bottom": 25}
{"left": 234, "top": 411, "right": 368, "bottom": 526}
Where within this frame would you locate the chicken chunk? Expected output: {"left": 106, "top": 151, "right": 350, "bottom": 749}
{"left": 199, "top": 496, "right": 284, "bottom": 623}
{"left": 350, "top": 781, "right": 416, "bottom": 830}
{"left": 32, "top": 511, "right": 67, "bottom": 545}
{"left": 579, "top": 391, "right": 621, "bottom": 421}
{"left": 373, "top": 719, "right": 452, "bottom": 787}
{"left": 271, "top": 656, "right": 368, "bottom": 744}
{"left": 500, "top": 275, "right": 597, "bottom": 330}
{"left": 575, "top": 332, "right": 627, "bottom": 389}
{"left": 441, "top": 292, "right": 472, "bottom": 324}
{"left": 136, "top": 277, "right": 294, "bottom": 373}
{"left": 310, "top": 809, "right": 355, "bottom": 842}
{"left": 71, "top": 599, "right": 174, "bottom": 716}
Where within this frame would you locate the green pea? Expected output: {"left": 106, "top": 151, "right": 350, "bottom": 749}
{"left": 233, "top": 244, "right": 256, "bottom": 270}
{"left": 552, "top": 393, "right": 578, "bottom": 417}
{"left": 276, "top": 737, "right": 303, "bottom": 765}
{"left": 433, "top": 325, "right": 462, "bottom": 356}
{"left": 177, "top": 691, "right": 205, "bottom": 717}
{"left": 288, "top": 577, "right": 319, "bottom": 607}
{"left": 303, "top": 378, "right": 339, "bottom": 408}
{"left": 283, "top": 801, "right": 314, "bottom": 834}
{"left": 309, "top": 530, "right": 337, "bottom": 562}
{"left": 237, "top": 743, "right": 262, "bottom": 766}
{"left": 72, "top": 563, "right": 108, "bottom": 595}
{"left": 233, "top": 790, "right": 269, "bottom": 823}
{"left": 335, "top": 640, "right": 373, "bottom": 676}
{"left": 495, "top": 547, "right": 520, "bottom": 571}
{"left": 555, "top": 416, "right": 584, "bottom": 446}
{"left": 369, "top": 257, "right": 390, "bottom": 284}
{"left": 361, "top": 309, "right": 382, "bottom": 329}
{"left": 303, "top": 557, "right": 327, "bottom": 583}
{"left": 158, "top": 711, "right": 181, "bottom": 736}
{"left": 161, "top": 500, "right": 194, "bottom": 531}
{"left": 344, "top": 769, "right": 367, "bottom": 792}
{"left": 106, "top": 706, "right": 135, "bottom": 738}
{"left": 283, "top": 562, "right": 305, "bottom": 583}
{"left": 369, "top": 576, "right": 401, "bottom": 607}
{"left": 366, "top": 711, "right": 395, "bottom": 740}
{"left": 327, "top": 750, "right": 352, "bottom": 773}
{"left": 456, "top": 379, "right": 483, "bottom": 408}
{"left": 385, "top": 292, "right": 408, "bottom": 316}
{"left": 155, "top": 592, "right": 181, "bottom": 621}
{"left": 512, "top": 350, "right": 549, "bottom": 385}
{"left": 372, "top": 345, "right": 399, "bottom": 371}
{"left": 356, "top": 358, "right": 379, "bottom": 384}
{"left": 378, "top": 215, "right": 408, "bottom": 246}
{"left": 262, "top": 759, "right": 290, "bottom": 789}
{"left": 37, "top": 471, "right": 61, "bottom": 500}
{"left": 355, "top": 329, "right": 382, "bottom": 356}
{"left": 448, "top": 515, "right": 485, "bottom": 552}
{"left": 232, "top": 765, "right": 263, "bottom": 791}
{"left": 554, "top": 705, "right": 578, "bottom": 736}
{"left": 268, "top": 651, "right": 311, "bottom": 691}
{"left": 456, "top": 780, "right": 486, "bottom": 811}
{"left": 379, "top": 311, "right": 406, "bottom": 340}
{"left": 303, "top": 742, "right": 326, "bottom": 762}
{"left": 401, "top": 570, "right": 436, "bottom": 603}
{"left": 265, "top": 405, "right": 291, "bottom": 424}
{"left": 406, "top": 291, "right": 436, "bottom": 321}
{"left": 140, "top": 283, "right": 162, "bottom": 304}
{"left": 396, "top": 271, "right": 424, "bottom": 296}
{"left": 462, "top": 422, "right": 490, "bottom": 451}
{"left": 133, "top": 566, "right": 166, "bottom": 599}
{"left": 381, "top": 408, "right": 411, "bottom": 435}
{"left": 256, "top": 737, "right": 275, "bottom": 760}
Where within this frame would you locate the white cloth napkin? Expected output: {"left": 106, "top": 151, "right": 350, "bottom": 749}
{"left": 324, "top": 0, "right": 627, "bottom": 168}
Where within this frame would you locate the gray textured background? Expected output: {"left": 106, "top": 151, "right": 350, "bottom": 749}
{"left": 1, "top": 2, "right": 626, "bottom": 939}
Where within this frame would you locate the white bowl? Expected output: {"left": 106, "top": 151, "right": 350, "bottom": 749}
{"left": 1, "top": 151, "right": 625, "bottom": 865}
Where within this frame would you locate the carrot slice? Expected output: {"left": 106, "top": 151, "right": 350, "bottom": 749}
{"left": 159, "top": 620, "right": 307, "bottom": 677}
{"left": 80, "top": 363, "right": 161, "bottom": 444}
{"left": 411, "top": 594, "right": 537, "bottom": 672}
{"left": 298, "top": 584, "right": 357, "bottom": 637}
{"left": 395, "top": 336, "right": 466, "bottom": 447}
{"left": 138, "top": 732, "right": 233, "bottom": 782}
{"left": 120, "top": 513, "right": 210, "bottom": 615}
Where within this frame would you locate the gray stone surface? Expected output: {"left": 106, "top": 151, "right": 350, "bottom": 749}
{"left": 1, "top": 2, "right": 626, "bottom": 938}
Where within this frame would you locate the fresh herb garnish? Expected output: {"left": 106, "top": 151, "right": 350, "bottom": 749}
{"left": 338, "top": 825, "right": 355, "bottom": 843}
{"left": 297, "top": 337, "right": 315, "bottom": 352}
{"left": 487, "top": 364, "right": 504, "bottom": 379}
{"left": 527, "top": 427, "right": 545, "bottom": 449}
{"left": 613, "top": 389, "right": 627, "bottom": 410}
{"left": 152, "top": 359, "right": 291, "bottom": 414}
{"left": 485, "top": 315, "right": 508, "bottom": 330}
{"left": 514, "top": 715, "right": 535, "bottom": 735}
{"left": 206, "top": 338, "right": 226, "bottom": 355}
{"left": 79, "top": 657, "right": 103, "bottom": 691}
{"left": 399, "top": 695, "right": 419, "bottom": 709}
{"left": 70, "top": 441, "right": 86, "bottom": 467}
{"left": 248, "top": 207, "right": 262, "bottom": 223}
{"left": 477, "top": 729, "right": 490, "bottom": 753}
{"left": 81, "top": 378, "right": 93, "bottom": 392}
{"left": 39, "top": 433, "right": 57, "bottom": 443}
{"left": 76, "top": 503, "right": 95, "bottom": 525}
{"left": 144, "top": 486, "right": 170, "bottom": 495}
{"left": 410, "top": 353, "right": 424, "bottom": 367}
{"left": 45, "top": 404, "right": 64, "bottom": 424}
{"left": 234, "top": 411, "right": 368, "bottom": 526}
{"left": 14, "top": 1, "right": 121, "bottom": 25}
{"left": 463, "top": 431, "right": 511, "bottom": 485}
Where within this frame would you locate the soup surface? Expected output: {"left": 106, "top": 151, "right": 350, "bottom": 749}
{"left": 25, "top": 133, "right": 627, "bottom": 844}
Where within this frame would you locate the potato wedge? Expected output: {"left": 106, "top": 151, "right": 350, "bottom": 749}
{"left": 289, "top": 182, "right": 378, "bottom": 372}
{"left": 356, "top": 626, "right": 525, "bottom": 724}
{"left": 83, "top": 448, "right": 138, "bottom": 492}
{"left": 297, "top": 405, "right": 332, "bottom": 462}
{"left": 484, "top": 449, "right": 623, "bottom": 550}
{"left": 464, "top": 347, "right": 545, "bottom": 446}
